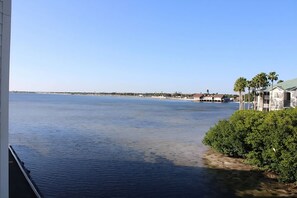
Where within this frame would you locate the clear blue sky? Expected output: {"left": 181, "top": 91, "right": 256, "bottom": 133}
{"left": 10, "top": 0, "right": 297, "bottom": 94}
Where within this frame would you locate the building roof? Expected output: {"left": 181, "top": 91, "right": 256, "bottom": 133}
{"left": 193, "top": 94, "right": 204, "bottom": 98}
{"left": 265, "top": 78, "right": 297, "bottom": 91}
{"left": 213, "top": 94, "right": 225, "bottom": 98}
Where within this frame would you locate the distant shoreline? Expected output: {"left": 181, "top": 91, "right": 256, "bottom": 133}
{"left": 10, "top": 91, "right": 240, "bottom": 103}
{"left": 10, "top": 91, "right": 236, "bottom": 103}
{"left": 10, "top": 91, "right": 198, "bottom": 102}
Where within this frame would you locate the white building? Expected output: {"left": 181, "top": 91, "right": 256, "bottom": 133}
{"left": 0, "top": 0, "right": 11, "bottom": 197}
{"left": 256, "top": 78, "right": 297, "bottom": 111}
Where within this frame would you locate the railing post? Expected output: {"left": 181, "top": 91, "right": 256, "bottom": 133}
{"left": 0, "top": 0, "right": 11, "bottom": 197}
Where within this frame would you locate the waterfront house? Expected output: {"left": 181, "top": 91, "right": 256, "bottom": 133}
{"left": 193, "top": 94, "right": 229, "bottom": 102}
{"left": 193, "top": 94, "right": 204, "bottom": 101}
{"left": 256, "top": 78, "right": 297, "bottom": 111}
{"left": 213, "top": 94, "right": 228, "bottom": 102}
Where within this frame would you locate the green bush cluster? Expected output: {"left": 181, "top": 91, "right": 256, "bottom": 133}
{"left": 203, "top": 108, "right": 297, "bottom": 182}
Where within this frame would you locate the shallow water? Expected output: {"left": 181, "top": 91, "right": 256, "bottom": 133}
{"left": 10, "top": 93, "right": 238, "bottom": 197}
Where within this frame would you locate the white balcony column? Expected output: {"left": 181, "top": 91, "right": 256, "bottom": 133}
{"left": 0, "top": 0, "right": 11, "bottom": 197}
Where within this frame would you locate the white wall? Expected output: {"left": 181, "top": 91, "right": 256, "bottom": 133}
{"left": 257, "top": 94, "right": 263, "bottom": 111}
{"left": 290, "top": 90, "right": 297, "bottom": 108}
{"left": 269, "top": 88, "right": 284, "bottom": 111}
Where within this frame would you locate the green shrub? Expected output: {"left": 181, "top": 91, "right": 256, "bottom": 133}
{"left": 203, "top": 108, "right": 297, "bottom": 182}
{"left": 203, "top": 120, "right": 240, "bottom": 156}
{"left": 203, "top": 110, "right": 265, "bottom": 157}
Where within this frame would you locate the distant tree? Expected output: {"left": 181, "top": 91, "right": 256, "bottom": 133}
{"left": 234, "top": 77, "right": 247, "bottom": 110}
{"left": 277, "top": 80, "right": 284, "bottom": 84}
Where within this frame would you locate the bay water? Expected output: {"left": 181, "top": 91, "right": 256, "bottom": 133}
{"left": 9, "top": 93, "right": 238, "bottom": 197}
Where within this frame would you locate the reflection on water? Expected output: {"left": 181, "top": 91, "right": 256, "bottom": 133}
{"left": 10, "top": 93, "right": 237, "bottom": 197}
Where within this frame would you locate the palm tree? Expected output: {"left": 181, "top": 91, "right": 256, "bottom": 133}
{"left": 268, "top": 71, "right": 279, "bottom": 91}
{"left": 277, "top": 80, "right": 283, "bottom": 84}
{"left": 251, "top": 73, "right": 268, "bottom": 110}
{"left": 256, "top": 72, "right": 269, "bottom": 89}
{"left": 251, "top": 77, "right": 258, "bottom": 110}
{"left": 268, "top": 72, "right": 279, "bottom": 109}
{"left": 234, "top": 77, "right": 247, "bottom": 110}
{"left": 249, "top": 79, "right": 257, "bottom": 110}
{"left": 246, "top": 80, "right": 252, "bottom": 109}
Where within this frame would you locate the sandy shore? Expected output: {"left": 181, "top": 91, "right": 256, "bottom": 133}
{"left": 203, "top": 149, "right": 297, "bottom": 197}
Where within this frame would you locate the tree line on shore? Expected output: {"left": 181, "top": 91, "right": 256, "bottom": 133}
{"left": 234, "top": 71, "right": 281, "bottom": 110}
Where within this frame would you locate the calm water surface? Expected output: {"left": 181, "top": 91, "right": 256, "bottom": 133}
{"left": 10, "top": 93, "right": 238, "bottom": 197}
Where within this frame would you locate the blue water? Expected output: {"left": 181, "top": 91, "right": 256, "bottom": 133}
{"left": 9, "top": 93, "right": 238, "bottom": 197}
